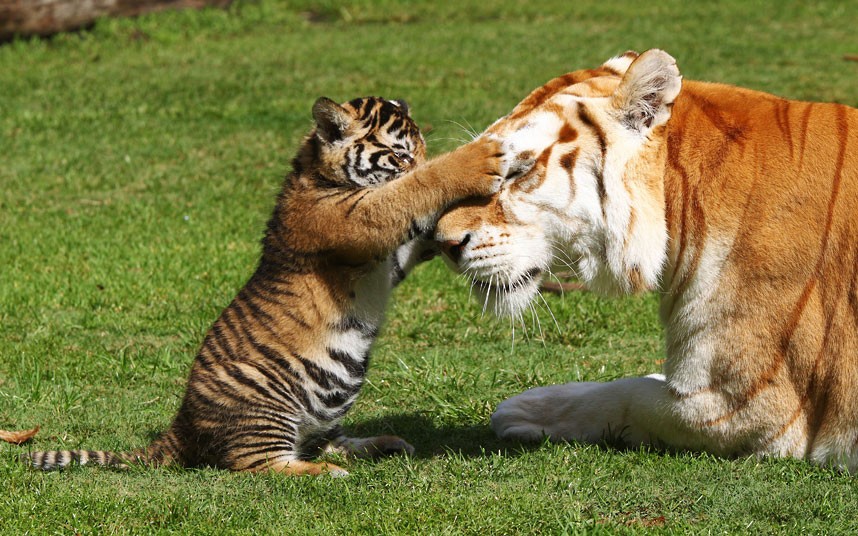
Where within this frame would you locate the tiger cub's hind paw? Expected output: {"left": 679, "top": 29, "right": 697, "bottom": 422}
{"left": 329, "top": 435, "right": 415, "bottom": 459}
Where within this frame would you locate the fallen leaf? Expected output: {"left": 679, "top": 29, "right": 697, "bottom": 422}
{"left": 0, "top": 426, "right": 40, "bottom": 445}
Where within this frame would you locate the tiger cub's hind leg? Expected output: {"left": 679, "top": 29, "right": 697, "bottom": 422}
{"left": 245, "top": 458, "right": 349, "bottom": 477}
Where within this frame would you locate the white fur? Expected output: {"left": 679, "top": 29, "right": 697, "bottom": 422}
{"left": 492, "top": 374, "right": 719, "bottom": 454}
{"left": 601, "top": 52, "right": 638, "bottom": 76}
{"left": 354, "top": 264, "right": 392, "bottom": 322}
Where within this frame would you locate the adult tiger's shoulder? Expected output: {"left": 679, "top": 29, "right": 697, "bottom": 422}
{"left": 435, "top": 49, "right": 858, "bottom": 470}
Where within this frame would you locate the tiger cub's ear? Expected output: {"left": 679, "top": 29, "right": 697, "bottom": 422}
{"left": 610, "top": 49, "right": 682, "bottom": 134}
{"left": 392, "top": 99, "right": 410, "bottom": 116}
{"left": 312, "top": 97, "right": 353, "bottom": 143}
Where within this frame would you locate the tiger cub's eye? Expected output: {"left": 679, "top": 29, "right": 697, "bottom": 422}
{"left": 395, "top": 152, "right": 414, "bottom": 168}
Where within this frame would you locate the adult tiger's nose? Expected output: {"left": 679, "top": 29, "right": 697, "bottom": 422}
{"left": 438, "top": 234, "right": 470, "bottom": 263}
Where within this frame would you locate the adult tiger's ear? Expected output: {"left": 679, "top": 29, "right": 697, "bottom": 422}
{"left": 600, "top": 50, "right": 640, "bottom": 77}
{"left": 312, "top": 97, "right": 352, "bottom": 143}
{"left": 610, "top": 49, "right": 682, "bottom": 134}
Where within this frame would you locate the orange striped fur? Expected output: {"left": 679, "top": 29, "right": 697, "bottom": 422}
{"left": 22, "top": 97, "right": 510, "bottom": 476}
{"left": 435, "top": 50, "right": 858, "bottom": 469}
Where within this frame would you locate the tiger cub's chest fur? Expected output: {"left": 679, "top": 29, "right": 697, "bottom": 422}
{"left": 306, "top": 238, "right": 431, "bottom": 434}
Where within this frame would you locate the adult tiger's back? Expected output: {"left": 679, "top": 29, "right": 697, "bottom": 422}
{"left": 435, "top": 49, "right": 858, "bottom": 469}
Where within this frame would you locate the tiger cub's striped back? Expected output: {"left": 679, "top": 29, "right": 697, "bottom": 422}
{"left": 21, "top": 97, "right": 510, "bottom": 475}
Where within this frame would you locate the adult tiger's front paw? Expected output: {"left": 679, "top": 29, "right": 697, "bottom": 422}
{"left": 491, "top": 382, "right": 617, "bottom": 444}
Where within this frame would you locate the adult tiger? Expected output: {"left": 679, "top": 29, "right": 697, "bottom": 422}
{"left": 435, "top": 49, "right": 858, "bottom": 469}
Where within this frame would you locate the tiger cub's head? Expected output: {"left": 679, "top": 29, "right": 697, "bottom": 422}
{"left": 435, "top": 49, "right": 682, "bottom": 317}
{"left": 306, "top": 96, "right": 426, "bottom": 187}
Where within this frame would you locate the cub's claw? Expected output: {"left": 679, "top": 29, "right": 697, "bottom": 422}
{"left": 482, "top": 136, "right": 537, "bottom": 192}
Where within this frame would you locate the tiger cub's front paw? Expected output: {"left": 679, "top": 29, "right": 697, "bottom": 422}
{"left": 451, "top": 135, "right": 509, "bottom": 197}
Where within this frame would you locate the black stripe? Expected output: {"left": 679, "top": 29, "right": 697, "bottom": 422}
{"left": 231, "top": 296, "right": 251, "bottom": 325}
{"left": 200, "top": 336, "right": 229, "bottom": 368}
{"left": 194, "top": 373, "right": 256, "bottom": 406}
{"left": 327, "top": 347, "right": 367, "bottom": 377}
{"left": 368, "top": 148, "right": 386, "bottom": 166}
{"left": 247, "top": 342, "right": 320, "bottom": 415}
{"left": 295, "top": 354, "right": 353, "bottom": 390}
{"left": 341, "top": 143, "right": 364, "bottom": 180}
{"left": 215, "top": 314, "right": 243, "bottom": 354}
{"left": 311, "top": 171, "right": 342, "bottom": 189}
{"left": 345, "top": 190, "right": 371, "bottom": 218}
{"left": 391, "top": 255, "right": 407, "bottom": 286}
{"left": 238, "top": 425, "right": 295, "bottom": 438}
{"left": 577, "top": 104, "right": 607, "bottom": 159}
{"left": 337, "top": 316, "right": 378, "bottom": 337}
{"left": 367, "top": 108, "right": 380, "bottom": 130}
{"left": 232, "top": 444, "right": 293, "bottom": 461}
{"left": 376, "top": 104, "right": 393, "bottom": 129}
{"left": 224, "top": 363, "right": 281, "bottom": 401}
{"left": 317, "top": 389, "right": 352, "bottom": 408}
{"left": 242, "top": 285, "right": 310, "bottom": 330}
{"left": 407, "top": 220, "right": 422, "bottom": 240}
{"left": 242, "top": 406, "right": 301, "bottom": 429}
{"left": 246, "top": 360, "right": 303, "bottom": 405}
{"left": 235, "top": 294, "right": 276, "bottom": 329}
{"left": 577, "top": 105, "right": 608, "bottom": 214}
{"left": 209, "top": 324, "right": 234, "bottom": 359}
{"left": 334, "top": 188, "right": 366, "bottom": 206}
{"left": 236, "top": 441, "right": 293, "bottom": 452}
{"left": 243, "top": 345, "right": 305, "bottom": 399}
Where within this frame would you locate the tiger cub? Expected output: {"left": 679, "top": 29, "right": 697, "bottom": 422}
{"left": 22, "top": 96, "right": 510, "bottom": 476}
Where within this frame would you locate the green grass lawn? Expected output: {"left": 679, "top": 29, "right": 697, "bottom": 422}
{"left": 2, "top": 0, "right": 857, "bottom": 533}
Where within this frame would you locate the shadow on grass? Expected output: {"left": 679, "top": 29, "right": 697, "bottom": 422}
{"left": 344, "top": 413, "right": 723, "bottom": 464}
{"left": 343, "top": 412, "right": 542, "bottom": 460}
{"left": 138, "top": 412, "right": 544, "bottom": 463}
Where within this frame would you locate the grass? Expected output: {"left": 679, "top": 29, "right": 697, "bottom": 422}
{"left": 1, "top": 0, "right": 857, "bottom": 533}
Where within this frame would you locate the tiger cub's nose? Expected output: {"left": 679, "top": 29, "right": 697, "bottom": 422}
{"left": 438, "top": 234, "right": 470, "bottom": 263}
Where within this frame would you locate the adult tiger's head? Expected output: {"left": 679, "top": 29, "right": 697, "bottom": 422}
{"left": 301, "top": 96, "right": 426, "bottom": 187}
{"left": 436, "top": 49, "right": 680, "bottom": 316}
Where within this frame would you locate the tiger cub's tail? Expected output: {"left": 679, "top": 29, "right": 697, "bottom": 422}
{"left": 19, "top": 429, "right": 181, "bottom": 471}
{"left": 20, "top": 449, "right": 139, "bottom": 470}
